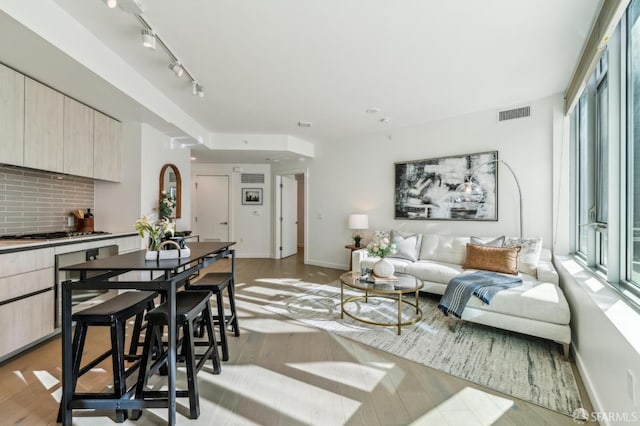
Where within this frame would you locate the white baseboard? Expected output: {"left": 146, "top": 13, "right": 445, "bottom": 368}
{"left": 572, "top": 345, "right": 609, "bottom": 424}
{"left": 235, "top": 252, "right": 270, "bottom": 258}
{"left": 306, "top": 258, "right": 347, "bottom": 271}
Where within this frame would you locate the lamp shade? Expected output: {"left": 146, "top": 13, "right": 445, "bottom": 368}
{"left": 348, "top": 214, "right": 369, "bottom": 230}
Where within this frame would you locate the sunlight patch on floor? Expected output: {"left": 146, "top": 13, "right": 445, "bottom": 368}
{"left": 286, "top": 361, "right": 389, "bottom": 392}
{"left": 198, "top": 364, "right": 361, "bottom": 424}
{"left": 34, "top": 370, "right": 59, "bottom": 390}
{"left": 255, "top": 278, "right": 311, "bottom": 285}
{"left": 328, "top": 334, "right": 406, "bottom": 394}
{"left": 12, "top": 370, "right": 27, "bottom": 384}
{"left": 244, "top": 285, "right": 301, "bottom": 297}
{"left": 241, "top": 317, "right": 321, "bottom": 334}
{"left": 410, "top": 387, "right": 513, "bottom": 426}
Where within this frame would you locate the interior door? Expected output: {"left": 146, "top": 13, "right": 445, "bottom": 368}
{"left": 195, "top": 175, "right": 229, "bottom": 241}
{"left": 281, "top": 175, "right": 298, "bottom": 258}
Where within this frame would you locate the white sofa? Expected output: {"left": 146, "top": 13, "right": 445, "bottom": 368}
{"left": 352, "top": 234, "right": 571, "bottom": 351}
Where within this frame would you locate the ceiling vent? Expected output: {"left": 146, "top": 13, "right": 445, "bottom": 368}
{"left": 497, "top": 106, "right": 530, "bottom": 122}
{"left": 241, "top": 173, "right": 265, "bottom": 184}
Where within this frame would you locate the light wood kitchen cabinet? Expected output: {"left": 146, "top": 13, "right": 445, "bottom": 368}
{"left": 0, "top": 248, "right": 55, "bottom": 360}
{"left": 24, "top": 77, "right": 64, "bottom": 173}
{"left": 93, "top": 110, "right": 121, "bottom": 182}
{"left": 0, "top": 63, "right": 24, "bottom": 166}
{"left": 63, "top": 96, "right": 94, "bottom": 177}
{"left": 0, "top": 291, "right": 54, "bottom": 359}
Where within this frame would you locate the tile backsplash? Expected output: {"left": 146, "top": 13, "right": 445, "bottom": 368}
{"left": 0, "top": 165, "right": 94, "bottom": 235}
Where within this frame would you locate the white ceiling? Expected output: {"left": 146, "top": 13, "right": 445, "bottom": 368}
{"left": 2, "top": 0, "right": 602, "bottom": 162}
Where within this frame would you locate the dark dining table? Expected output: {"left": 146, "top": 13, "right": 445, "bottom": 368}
{"left": 59, "top": 241, "right": 236, "bottom": 426}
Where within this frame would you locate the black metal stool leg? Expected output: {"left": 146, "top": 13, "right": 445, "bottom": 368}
{"left": 183, "top": 318, "right": 200, "bottom": 419}
{"left": 215, "top": 292, "right": 229, "bottom": 361}
{"left": 227, "top": 281, "right": 240, "bottom": 336}
{"left": 111, "top": 321, "right": 128, "bottom": 423}
{"left": 202, "top": 302, "right": 221, "bottom": 374}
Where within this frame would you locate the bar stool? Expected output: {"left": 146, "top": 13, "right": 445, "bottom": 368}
{"left": 57, "top": 290, "right": 158, "bottom": 423}
{"left": 185, "top": 272, "right": 239, "bottom": 361}
{"left": 133, "top": 290, "right": 221, "bottom": 420}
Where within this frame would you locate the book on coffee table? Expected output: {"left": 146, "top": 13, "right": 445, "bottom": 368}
{"left": 371, "top": 273, "right": 399, "bottom": 283}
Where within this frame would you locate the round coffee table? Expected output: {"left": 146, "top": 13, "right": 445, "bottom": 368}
{"left": 339, "top": 271, "right": 424, "bottom": 335}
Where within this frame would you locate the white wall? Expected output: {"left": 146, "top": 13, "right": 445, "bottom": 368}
{"left": 191, "top": 163, "right": 271, "bottom": 257}
{"left": 139, "top": 124, "right": 191, "bottom": 232}
{"left": 95, "top": 122, "right": 142, "bottom": 234}
{"left": 96, "top": 122, "right": 191, "bottom": 244}
{"left": 556, "top": 258, "right": 640, "bottom": 425}
{"left": 275, "top": 95, "right": 559, "bottom": 269}
{"left": 297, "top": 174, "right": 305, "bottom": 247}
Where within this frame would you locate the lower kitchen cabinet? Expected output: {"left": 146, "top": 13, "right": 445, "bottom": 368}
{"left": 0, "top": 265, "right": 55, "bottom": 360}
{"left": 0, "top": 290, "right": 54, "bottom": 359}
{"left": 0, "top": 234, "right": 139, "bottom": 360}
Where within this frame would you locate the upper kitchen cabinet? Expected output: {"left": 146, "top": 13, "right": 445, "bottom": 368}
{"left": 24, "top": 78, "right": 64, "bottom": 173}
{"left": 93, "top": 111, "right": 121, "bottom": 182}
{"left": 0, "top": 63, "right": 25, "bottom": 166}
{"left": 63, "top": 97, "right": 94, "bottom": 178}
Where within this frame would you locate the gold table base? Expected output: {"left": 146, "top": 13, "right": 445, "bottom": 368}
{"left": 340, "top": 287, "right": 423, "bottom": 335}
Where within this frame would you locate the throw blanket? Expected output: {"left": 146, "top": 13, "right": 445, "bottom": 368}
{"left": 438, "top": 271, "right": 523, "bottom": 318}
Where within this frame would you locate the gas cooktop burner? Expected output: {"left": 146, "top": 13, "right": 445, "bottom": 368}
{"left": 0, "top": 231, "right": 110, "bottom": 240}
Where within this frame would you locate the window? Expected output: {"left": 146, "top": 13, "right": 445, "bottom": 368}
{"left": 628, "top": 0, "right": 640, "bottom": 286}
{"left": 570, "top": 0, "right": 640, "bottom": 306}
{"left": 595, "top": 54, "right": 609, "bottom": 268}
{"left": 574, "top": 53, "right": 608, "bottom": 270}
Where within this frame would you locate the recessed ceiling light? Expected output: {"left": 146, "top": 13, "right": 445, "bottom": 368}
{"left": 298, "top": 121, "right": 312, "bottom": 128}
{"left": 190, "top": 156, "right": 196, "bottom": 161}
{"left": 104, "top": 0, "right": 118, "bottom": 8}
{"left": 380, "top": 117, "right": 390, "bottom": 124}
{"left": 366, "top": 107, "right": 381, "bottom": 114}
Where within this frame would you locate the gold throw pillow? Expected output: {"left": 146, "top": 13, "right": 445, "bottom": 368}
{"left": 462, "top": 243, "right": 521, "bottom": 275}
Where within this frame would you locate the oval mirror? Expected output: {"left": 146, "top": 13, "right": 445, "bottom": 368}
{"left": 159, "top": 163, "right": 182, "bottom": 219}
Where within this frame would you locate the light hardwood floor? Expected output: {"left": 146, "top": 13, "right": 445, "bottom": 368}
{"left": 0, "top": 251, "right": 596, "bottom": 425}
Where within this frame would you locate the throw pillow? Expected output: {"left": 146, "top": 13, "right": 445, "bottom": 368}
{"left": 462, "top": 243, "right": 521, "bottom": 275}
{"left": 503, "top": 237, "right": 543, "bottom": 276}
{"left": 470, "top": 235, "right": 505, "bottom": 247}
{"left": 388, "top": 230, "right": 422, "bottom": 262}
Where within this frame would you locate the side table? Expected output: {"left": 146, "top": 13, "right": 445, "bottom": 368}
{"left": 344, "top": 244, "right": 363, "bottom": 271}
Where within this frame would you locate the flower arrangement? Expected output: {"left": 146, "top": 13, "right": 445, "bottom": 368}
{"left": 159, "top": 191, "right": 176, "bottom": 219}
{"left": 366, "top": 231, "right": 397, "bottom": 258}
{"left": 134, "top": 214, "right": 175, "bottom": 251}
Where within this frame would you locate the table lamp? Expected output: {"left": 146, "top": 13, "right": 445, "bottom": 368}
{"left": 348, "top": 214, "right": 369, "bottom": 247}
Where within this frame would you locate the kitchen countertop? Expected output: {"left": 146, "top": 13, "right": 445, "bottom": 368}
{"left": 0, "top": 232, "right": 139, "bottom": 254}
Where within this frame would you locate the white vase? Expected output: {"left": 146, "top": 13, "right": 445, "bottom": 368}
{"left": 373, "top": 258, "right": 394, "bottom": 277}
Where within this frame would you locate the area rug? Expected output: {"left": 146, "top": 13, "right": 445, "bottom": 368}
{"left": 263, "top": 283, "right": 582, "bottom": 416}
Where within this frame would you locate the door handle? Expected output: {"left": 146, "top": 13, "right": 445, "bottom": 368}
{"left": 220, "top": 222, "right": 228, "bottom": 225}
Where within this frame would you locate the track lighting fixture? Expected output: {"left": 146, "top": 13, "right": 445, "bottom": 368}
{"left": 169, "top": 61, "right": 184, "bottom": 77}
{"left": 133, "top": 15, "right": 204, "bottom": 98}
{"left": 141, "top": 28, "right": 156, "bottom": 49}
{"left": 192, "top": 81, "right": 204, "bottom": 98}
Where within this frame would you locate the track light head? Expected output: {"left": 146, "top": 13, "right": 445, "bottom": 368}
{"left": 191, "top": 81, "right": 204, "bottom": 98}
{"left": 169, "top": 61, "right": 184, "bottom": 77}
{"left": 141, "top": 29, "right": 156, "bottom": 49}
